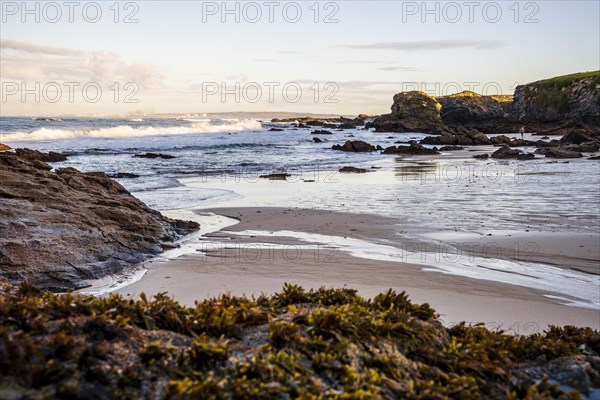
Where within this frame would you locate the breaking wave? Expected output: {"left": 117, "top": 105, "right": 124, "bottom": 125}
{"left": 2, "top": 119, "right": 263, "bottom": 141}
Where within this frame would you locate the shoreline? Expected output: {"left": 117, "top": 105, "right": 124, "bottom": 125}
{"left": 114, "top": 206, "right": 600, "bottom": 331}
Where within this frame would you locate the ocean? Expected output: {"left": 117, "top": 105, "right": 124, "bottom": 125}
{"left": 1, "top": 115, "right": 599, "bottom": 308}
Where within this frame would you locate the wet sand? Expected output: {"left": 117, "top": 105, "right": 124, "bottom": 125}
{"left": 115, "top": 207, "right": 600, "bottom": 332}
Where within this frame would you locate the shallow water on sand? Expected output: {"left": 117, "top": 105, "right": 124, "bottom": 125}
{"left": 4, "top": 116, "right": 599, "bottom": 306}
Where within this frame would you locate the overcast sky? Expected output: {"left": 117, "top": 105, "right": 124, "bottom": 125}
{"left": 1, "top": 1, "right": 598, "bottom": 116}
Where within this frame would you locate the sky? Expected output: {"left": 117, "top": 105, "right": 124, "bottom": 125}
{"left": 1, "top": 0, "right": 599, "bottom": 116}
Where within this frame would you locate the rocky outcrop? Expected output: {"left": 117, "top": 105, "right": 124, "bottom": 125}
{"left": 382, "top": 142, "right": 439, "bottom": 155}
{"left": 259, "top": 173, "right": 291, "bottom": 180}
{"left": 421, "top": 130, "right": 491, "bottom": 146}
{"left": 272, "top": 116, "right": 372, "bottom": 129}
{"left": 0, "top": 143, "right": 11, "bottom": 151}
{"left": 367, "top": 91, "right": 450, "bottom": 135}
{"left": 0, "top": 154, "right": 199, "bottom": 292}
{"left": 534, "top": 147, "right": 583, "bottom": 159}
{"left": 339, "top": 166, "right": 367, "bottom": 173}
{"left": 133, "top": 153, "right": 176, "bottom": 159}
{"left": 513, "top": 72, "right": 600, "bottom": 124}
{"left": 14, "top": 148, "right": 68, "bottom": 162}
{"left": 311, "top": 130, "right": 332, "bottom": 135}
{"left": 438, "top": 91, "right": 505, "bottom": 125}
{"left": 332, "top": 140, "right": 378, "bottom": 152}
{"left": 491, "top": 146, "right": 535, "bottom": 160}
{"left": 368, "top": 72, "right": 599, "bottom": 137}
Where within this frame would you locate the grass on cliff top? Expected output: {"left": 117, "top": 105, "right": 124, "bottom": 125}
{"left": 536, "top": 71, "right": 600, "bottom": 89}
{"left": 526, "top": 71, "right": 600, "bottom": 112}
{"left": 1, "top": 283, "right": 598, "bottom": 399}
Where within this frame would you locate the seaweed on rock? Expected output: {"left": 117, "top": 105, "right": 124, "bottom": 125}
{"left": 0, "top": 283, "right": 597, "bottom": 399}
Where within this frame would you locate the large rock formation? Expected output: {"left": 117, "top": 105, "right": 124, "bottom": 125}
{"left": 367, "top": 91, "right": 450, "bottom": 134}
{"left": 0, "top": 143, "right": 11, "bottom": 151}
{"left": 0, "top": 154, "right": 199, "bottom": 292}
{"left": 367, "top": 71, "right": 599, "bottom": 136}
{"left": 438, "top": 91, "right": 505, "bottom": 125}
{"left": 513, "top": 71, "right": 600, "bottom": 124}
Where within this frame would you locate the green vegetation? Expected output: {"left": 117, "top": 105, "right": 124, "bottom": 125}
{"left": 529, "top": 71, "right": 600, "bottom": 112}
{"left": 536, "top": 71, "right": 600, "bottom": 89}
{"left": 0, "top": 283, "right": 598, "bottom": 399}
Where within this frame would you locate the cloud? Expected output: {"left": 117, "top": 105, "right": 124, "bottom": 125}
{"left": 0, "top": 39, "right": 164, "bottom": 90}
{"left": 0, "top": 39, "right": 83, "bottom": 56}
{"left": 336, "top": 40, "right": 506, "bottom": 51}
{"left": 377, "top": 66, "right": 421, "bottom": 71}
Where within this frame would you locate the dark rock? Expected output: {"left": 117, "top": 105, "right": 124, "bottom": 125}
{"left": 517, "top": 153, "right": 535, "bottom": 160}
{"left": 339, "top": 166, "right": 367, "bottom": 173}
{"left": 382, "top": 141, "right": 439, "bottom": 155}
{"left": 537, "top": 147, "right": 584, "bottom": 159}
{"left": 338, "top": 123, "right": 356, "bottom": 129}
{"left": 312, "top": 137, "right": 323, "bottom": 143}
{"left": 332, "top": 140, "right": 376, "bottom": 152}
{"left": 513, "top": 355, "right": 600, "bottom": 396}
{"left": 438, "top": 91, "right": 505, "bottom": 125}
{"left": 268, "top": 128, "right": 284, "bottom": 132}
{"left": 108, "top": 172, "right": 140, "bottom": 179}
{"left": 560, "top": 131, "right": 596, "bottom": 144}
{"left": 0, "top": 154, "right": 199, "bottom": 292}
{"left": 421, "top": 130, "right": 491, "bottom": 146}
{"left": 589, "top": 155, "right": 600, "bottom": 160}
{"left": 490, "top": 135, "right": 512, "bottom": 145}
{"left": 438, "top": 145, "right": 464, "bottom": 151}
{"left": 14, "top": 148, "right": 68, "bottom": 162}
{"left": 367, "top": 91, "right": 449, "bottom": 134}
{"left": 259, "top": 173, "right": 291, "bottom": 180}
{"left": 491, "top": 145, "right": 535, "bottom": 160}
{"left": 473, "top": 154, "right": 489, "bottom": 160}
{"left": 133, "top": 153, "right": 176, "bottom": 159}
{"left": 565, "top": 142, "right": 600, "bottom": 152}
{"left": 311, "top": 130, "right": 333, "bottom": 135}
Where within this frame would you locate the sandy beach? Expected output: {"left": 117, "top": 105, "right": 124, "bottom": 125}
{"left": 115, "top": 206, "right": 600, "bottom": 332}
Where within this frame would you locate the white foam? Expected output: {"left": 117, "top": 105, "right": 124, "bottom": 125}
{"left": 2, "top": 119, "right": 263, "bottom": 141}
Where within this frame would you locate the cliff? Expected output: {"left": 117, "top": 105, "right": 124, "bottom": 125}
{"left": 368, "top": 71, "right": 600, "bottom": 136}
{"left": 513, "top": 71, "right": 600, "bottom": 124}
{"left": 366, "top": 91, "right": 451, "bottom": 134}
{"left": 438, "top": 91, "right": 506, "bottom": 125}
{"left": 0, "top": 153, "right": 199, "bottom": 292}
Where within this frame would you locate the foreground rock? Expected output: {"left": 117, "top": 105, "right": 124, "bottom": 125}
{"left": 0, "top": 143, "right": 11, "bottom": 151}
{"left": 14, "top": 148, "right": 68, "bottom": 162}
{"left": 1, "top": 285, "right": 597, "bottom": 399}
{"left": 332, "top": 140, "right": 378, "bottom": 152}
{"left": 0, "top": 154, "right": 199, "bottom": 292}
